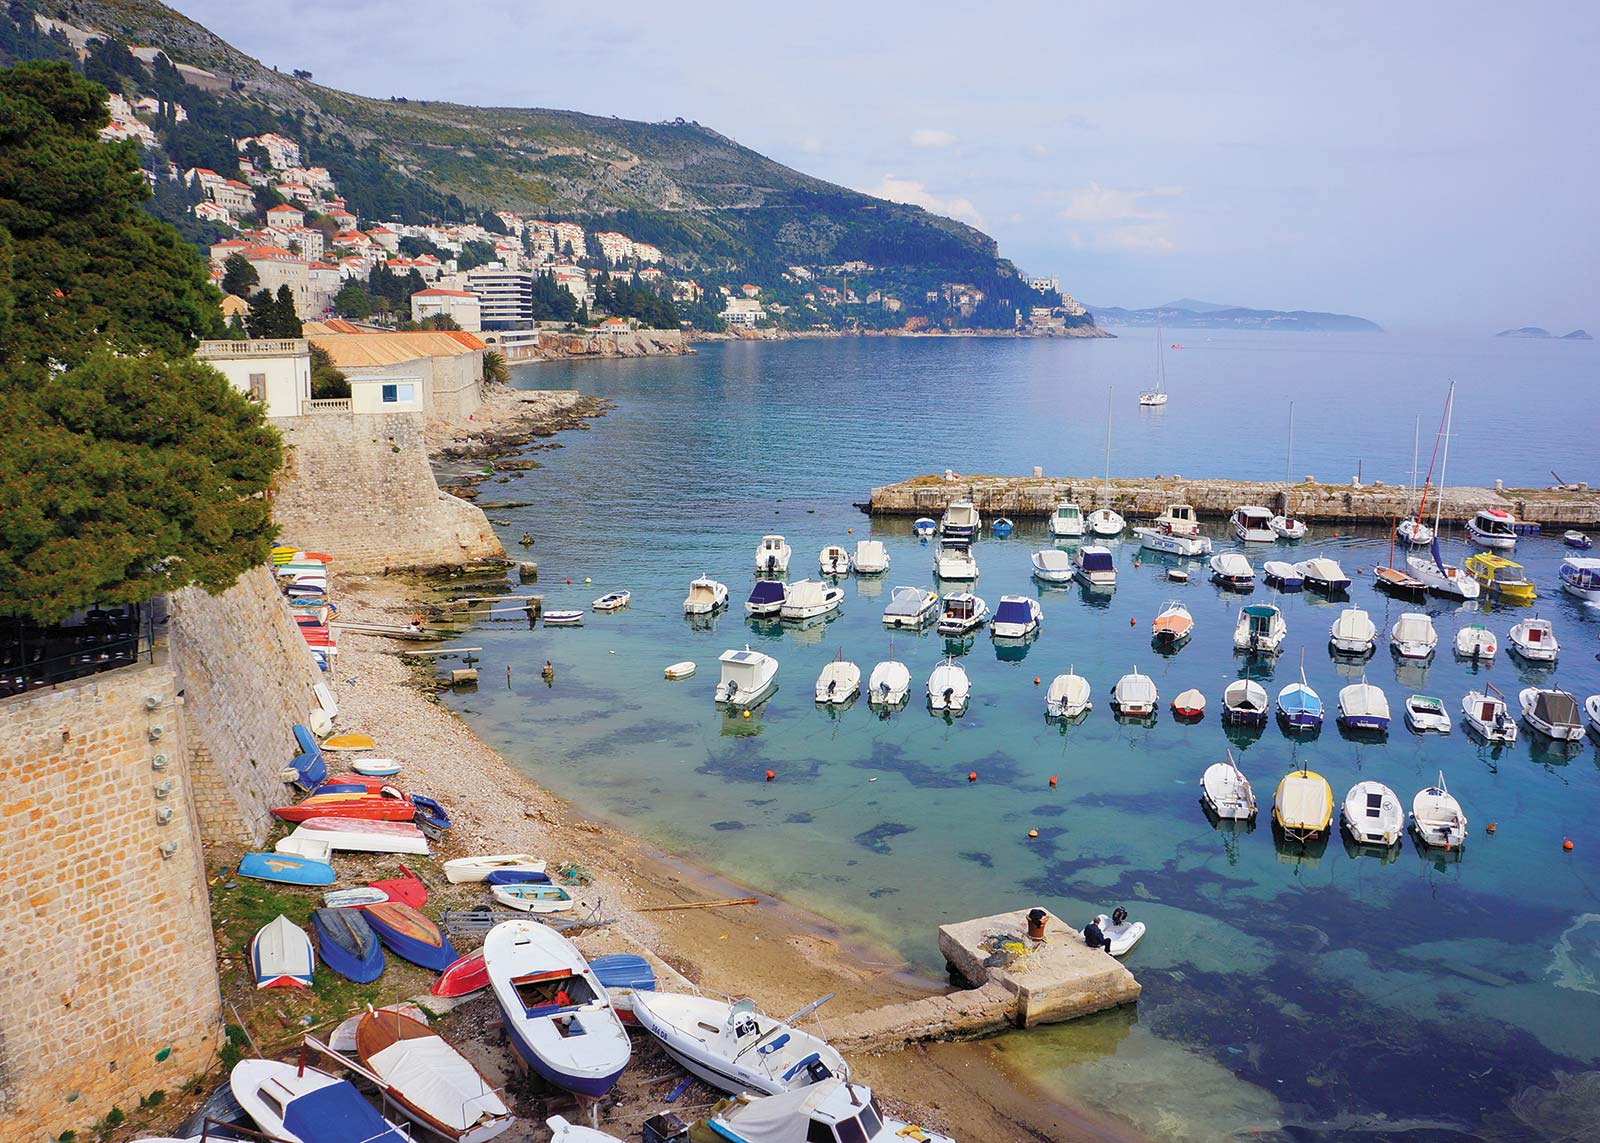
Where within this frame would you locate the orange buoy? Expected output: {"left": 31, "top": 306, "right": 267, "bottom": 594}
{"left": 565, "top": 577, "right": 572, "bottom": 584}
{"left": 1028, "top": 829, "right": 1039, "bottom": 839}
{"left": 765, "top": 770, "right": 775, "bottom": 782}
{"left": 1034, "top": 676, "right": 1041, "bottom": 685}
{"left": 1130, "top": 617, "right": 1137, "bottom": 626}
{"left": 1048, "top": 775, "right": 1058, "bottom": 788}
{"left": 1134, "top": 559, "right": 1141, "bottom": 568}
{"left": 1563, "top": 839, "right": 1574, "bottom": 851}
{"left": 1486, "top": 822, "right": 1497, "bottom": 834}
{"left": 967, "top": 771, "right": 978, "bottom": 783}
{"left": 847, "top": 528, "right": 853, "bottom": 534}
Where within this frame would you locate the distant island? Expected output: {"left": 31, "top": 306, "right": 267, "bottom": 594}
{"left": 1495, "top": 327, "right": 1592, "bottom": 340}
{"left": 1086, "top": 298, "right": 1381, "bottom": 333}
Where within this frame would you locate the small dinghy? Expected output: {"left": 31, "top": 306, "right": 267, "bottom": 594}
{"left": 1152, "top": 601, "right": 1193, "bottom": 646}
{"left": 1453, "top": 624, "right": 1497, "bottom": 661}
{"left": 1222, "top": 679, "right": 1269, "bottom": 727}
{"left": 312, "top": 907, "right": 384, "bottom": 983}
{"left": 991, "top": 516, "right": 1014, "bottom": 538}
{"left": 1045, "top": 669, "right": 1091, "bottom": 719}
{"left": 543, "top": 610, "right": 584, "bottom": 626}
{"left": 1092, "top": 907, "right": 1145, "bottom": 956}
{"left": 485, "top": 869, "right": 553, "bottom": 886}
{"left": 367, "top": 865, "right": 427, "bottom": 907}
{"left": 1508, "top": 617, "right": 1559, "bottom": 662}
{"left": 867, "top": 661, "right": 911, "bottom": 707}
{"left": 443, "top": 854, "right": 546, "bottom": 884}
{"left": 1404, "top": 695, "right": 1452, "bottom": 734}
{"left": 490, "top": 883, "right": 575, "bottom": 913}
{"left": 1273, "top": 768, "right": 1334, "bottom": 841}
{"left": 1337, "top": 678, "right": 1391, "bottom": 732}
{"left": 591, "top": 590, "right": 630, "bottom": 612}
{"left": 1234, "top": 604, "right": 1286, "bottom": 654}
{"left": 1390, "top": 612, "right": 1438, "bottom": 659}
{"left": 1462, "top": 684, "right": 1518, "bottom": 743}
{"left": 853, "top": 540, "right": 890, "bottom": 574}
{"left": 411, "top": 794, "right": 451, "bottom": 833}
{"left": 1172, "top": 688, "right": 1206, "bottom": 719}
{"left": 1200, "top": 751, "right": 1255, "bottom": 819}
{"left": 913, "top": 517, "right": 937, "bottom": 538}
{"left": 1342, "top": 781, "right": 1405, "bottom": 848}
{"left": 251, "top": 915, "right": 315, "bottom": 989}
{"left": 1410, "top": 771, "right": 1468, "bottom": 849}
{"left": 664, "top": 661, "right": 697, "bottom": 680}
{"left": 819, "top": 544, "right": 852, "bottom": 576}
{"left": 238, "top": 852, "right": 336, "bottom": 886}
{"left": 484, "top": 919, "right": 631, "bottom": 1098}
{"left": 351, "top": 757, "right": 403, "bottom": 778}
{"left": 1329, "top": 608, "right": 1378, "bottom": 655}
{"left": 881, "top": 585, "right": 939, "bottom": 627}
{"left": 1276, "top": 667, "right": 1323, "bottom": 733}
{"left": 1564, "top": 530, "right": 1593, "bottom": 549}
{"left": 355, "top": 1007, "right": 513, "bottom": 1143}
{"left": 683, "top": 575, "right": 729, "bottom": 615}
{"left": 321, "top": 733, "right": 376, "bottom": 752}
{"left": 1168, "top": 567, "right": 1190, "bottom": 583}
{"left": 432, "top": 950, "right": 490, "bottom": 998}
{"left": 630, "top": 991, "right": 848, "bottom": 1095}
{"left": 1296, "top": 556, "right": 1351, "bottom": 593}
{"left": 1210, "top": 552, "right": 1255, "bottom": 590}
{"left": 231, "top": 1060, "right": 410, "bottom": 1143}
{"left": 272, "top": 785, "right": 416, "bottom": 825}
{"left": 363, "top": 901, "right": 459, "bottom": 970}
{"left": 325, "top": 886, "right": 389, "bottom": 909}
{"left": 1030, "top": 548, "right": 1074, "bottom": 584}
{"left": 1520, "top": 687, "right": 1584, "bottom": 741}
{"left": 814, "top": 653, "right": 861, "bottom": 705}
{"left": 990, "top": 595, "right": 1043, "bottom": 638}
{"left": 284, "top": 817, "right": 430, "bottom": 855}
{"left": 927, "top": 658, "right": 971, "bottom": 715}
{"left": 1112, "top": 668, "right": 1158, "bottom": 717}
{"left": 1262, "top": 560, "right": 1303, "bottom": 591}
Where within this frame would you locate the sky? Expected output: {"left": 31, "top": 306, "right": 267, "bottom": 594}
{"left": 169, "top": 1, "right": 1598, "bottom": 333}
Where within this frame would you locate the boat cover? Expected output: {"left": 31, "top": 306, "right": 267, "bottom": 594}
{"left": 1033, "top": 550, "right": 1072, "bottom": 571}
{"left": 784, "top": 581, "right": 830, "bottom": 608}
{"left": 1079, "top": 549, "right": 1114, "bottom": 571}
{"left": 883, "top": 587, "right": 929, "bottom": 616}
{"left": 713, "top": 1079, "right": 877, "bottom": 1143}
{"left": 1278, "top": 775, "right": 1332, "bottom": 829}
{"left": 748, "top": 582, "right": 786, "bottom": 605}
{"left": 282, "top": 1081, "right": 410, "bottom": 1143}
{"left": 1225, "top": 680, "right": 1267, "bottom": 711}
{"left": 1533, "top": 691, "right": 1579, "bottom": 728}
{"left": 1393, "top": 614, "right": 1435, "bottom": 643}
{"left": 993, "top": 599, "right": 1034, "bottom": 626}
{"left": 1340, "top": 684, "right": 1389, "bottom": 718}
{"left": 1331, "top": 610, "right": 1374, "bottom": 641}
{"left": 366, "top": 1035, "right": 508, "bottom": 1133}
{"left": 1115, "top": 674, "right": 1156, "bottom": 705}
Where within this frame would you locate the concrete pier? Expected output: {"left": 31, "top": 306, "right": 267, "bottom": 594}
{"left": 866, "top": 474, "right": 1600, "bottom": 528}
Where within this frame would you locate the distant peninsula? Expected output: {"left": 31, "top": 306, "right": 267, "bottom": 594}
{"left": 1495, "top": 327, "right": 1592, "bottom": 340}
{"left": 1086, "top": 299, "right": 1381, "bottom": 333}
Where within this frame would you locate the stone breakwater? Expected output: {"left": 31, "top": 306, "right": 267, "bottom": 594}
{"left": 866, "top": 473, "right": 1600, "bottom": 527}
{"left": 499, "top": 327, "right": 691, "bottom": 364}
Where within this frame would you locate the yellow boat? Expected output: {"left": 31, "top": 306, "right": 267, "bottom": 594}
{"left": 321, "top": 732, "right": 377, "bottom": 752}
{"left": 1464, "top": 553, "right": 1537, "bottom": 604}
{"left": 1273, "top": 767, "right": 1334, "bottom": 840}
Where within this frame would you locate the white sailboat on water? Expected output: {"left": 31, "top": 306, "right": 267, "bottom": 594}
{"left": 1270, "top": 402, "right": 1307, "bottom": 540}
{"left": 1397, "top": 417, "right": 1435, "bottom": 546}
{"left": 1139, "top": 326, "right": 1169, "bottom": 406}
{"left": 1406, "top": 383, "right": 1480, "bottom": 599}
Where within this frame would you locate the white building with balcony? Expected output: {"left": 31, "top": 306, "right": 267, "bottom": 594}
{"left": 195, "top": 339, "right": 312, "bottom": 419}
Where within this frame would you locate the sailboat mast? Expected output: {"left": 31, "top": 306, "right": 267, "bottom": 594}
{"left": 1104, "top": 385, "right": 1113, "bottom": 484}
{"left": 1285, "top": 402, "right": 1294, "bottom": 483}
{"left": 1435, "top": 382, "right": 1453, "bottom": 533}
{"left": 1410, "top": 417, "right": 1420, "bottom": 494}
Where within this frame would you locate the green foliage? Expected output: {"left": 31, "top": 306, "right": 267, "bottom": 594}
{"left": 482, "top": 349, "right": 509, "bottom": 385}
{"left": 0, "top": 62, "right": 223, "bottom": 367}
{"left": 102, "top": 1107, "right": 125, "bottom": 1129}
{"left": 0, "top": 3, "right": 76, "bottom": 68}
{"left": 219, "top": 1025, "right": 248, "bottom": 1070}
{"left": 333, "top": 278, "right": 372, "bottom": 319}
{"left": 244, "top": 287, "right": 301, "bottom": 338}
{"left": 456, "top": 238, "right": 495, "bottom": 271}
{"left": 309, "top": 343, "right": 348, "bottom": 399}
{"left": 318, "top": 140, "right": 465, "bottom": 225}
{"left": 397, "top": 234, "right": 448, "bottom": 261}
{"left": 81, "top": 34, "right": 139, "bottom": 92}
{"left": 221, "top": 252, "right": 259, "bottom": 297}
{"left": 138, "top": 1091, "right": 166, "bottom": 1109}
{"left": 528, "top": 270, "right": 579, "bottom": 323}
{"left": 592, "top": 274, "right": 678, "bottom": 328}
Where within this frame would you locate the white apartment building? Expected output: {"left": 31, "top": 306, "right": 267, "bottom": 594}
{"left": 722, "top": 297, "right": 765, "bottom": 327}
{"left": 411, "top": 288, "right": 483, "bottom": 332}
{"left": 195, "top": 338, "right": 312, "bottom": 419}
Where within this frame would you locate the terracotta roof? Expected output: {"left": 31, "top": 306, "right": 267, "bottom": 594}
{"left": 413, "top": 288, "right": 476, "bottom": 298}
{"left": 267, "top": 204, "right": 300, "bottom": 213}
{"left": 308, "top": 331, "right": 487, "bottom": 367}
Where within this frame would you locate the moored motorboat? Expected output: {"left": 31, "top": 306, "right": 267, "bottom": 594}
{"left": 881, "top": 586, "right": 939, "bottom": 628}
{"left": 913, "top": 517, "right": 937, "bottom": 538}
{"left": 1397, "top": 518, "right": 1434, "bottom": 547}
{"left": 940, "top": 499, "right": 981, "bottom": 539}
{"left": 1329, "top": 608, "right": 1378, "bottom": 655}
{"left": 1152, "top": 601, "right": 1194, "bottom": 646}
{"left": 1559, "top": 556, "right": 1600, "bottom": 601}
{"left": 991, "top": 516, "right": 1014, "bottom": 538}
{"left": 1048, "top": 501, "right": 1085, "bottom": 539}
{"left": 1410, "top": 772, "right": 1468, "bottom": 849}
{"left": 1030, "top": 548, "right": 1074, "bottom": 583}
{"left": 1296, "top": 556, "right": 1351, "bottom": 593}
{"left": 1462, "top": 684, "right": 1518, "bottom": 743}
{"left": 814, "top": 653, "right": 862, "bottom": 705}
{"left": 683, "top": 575, "right": 729, "bottom": 615}
{"left": 1466, "top": 508, "right": 1519, "bottom": 549}
{"left": 1112, "top": 668, "right": 1158, "bottom": 717}
{"left": 1221, "top": 679, "right": 1269, "bottom": 727}
{"left": 755, "top": 535, "right": 791, "bottom": 575}
{"left": 746, "top": 580, "right": 787, "bottom": 617}
{"left": 1342, "top": 781, "right": 1405, "bottom": 848}
{"left": 926, "top": 658, "right": 970, "bottom": 715}
{"left": 1273, "top": 768, "right": 1334, "bottom": 841}
{"left": 1171, "top": 688, "right": 1206, "bottom": 719}
{"left": 250, "top": 915, "right": 315, "bottom": 989}
{"left": 1337, "top": 677, "right": 1391, "bottom": 732}
{"left": 230, "top": 1060, "right": 410, "bottom": 1143}
{"left": 1373, "top": 563, "right": 1426, "bottom": 597}
{"left": 1231, "top": 505, "right": 1276, "bottom": 543}
{"left": 867, "top": 660, "right": 911, "bottom": 707}
{"left": 990, "top": 595, "right": 1042, "bottom": 639}
{"left": 355, "top": 1007, "right": 513, "bottom": 1143}
{"left": 1389, "top": 612, "right": 1438, "bottom": 659}
{"left": 1465, "top": 553, "right": 1536, "bottom": 603}
{"left": 1262, "top": 560, "right": 1303, "bottom": 591}
{"left": 1404, "top": 695, "right": 1451, "bottom": 733}
{"left": 1270, "top": 512, "right": 1308, "bottom": 541}
{"left": 363, "top": 902, "right": 458, "bottom": 970}
{"left": 1234, "top": 604, "right": 1286, "bottom": 653}
{"left": 1408, "top": 548, "right": 1481, "bottom": 600}
{"left": 1564, "top": 530, "right": 1593, "bottom": 550}
{"left": 1507, "top": 617, "right": 1559, "bottom": 662}
{"left": 935, "top": 592, "right": 988, "bottom": 636}
{"left": 1200, "top": 752, "right": 1255, "bottom": 820}
{"left": 819, "top": 544, "right": 852, "bottom": 576}
{"left": 629, "top": 991, "right": 848, "bottom": 1095}
{"left": 932, "top": 539, "right": 979, "bottom": 580}
{"left": 1073, "top": 545, "right": 1117, "bottom": 588}
{"left": 1136, "top": 521, "right": 1212, "bottom": 557}
{"left": 312, "top": 907, "right": 384, "bottom": 983}
{"left": 780, "top": 579, "right": 844, "bottom": 621}
{"left": 853, "top": 540, "right": 890, "bottom": 574}
{"left": 697, "top": 1078, "right": 954, "bottom": 1143}
{"left": 591, "top": 590, "right": 630, "bottom": 612}
{"left": 1045, "top": 669, "right": 1091, "bottom": 718}
{"left": 1453, "top": 624, "right": 1497, "bottom": 661}
{"left": 1210, "top": 552, "right": 1255, "bottom": 590}
{"left": 716, "top": 646, "right": 780, "bottom": 707}
{"left": 1586, "top": 695, "right": 1600, "bottom": 739}
{"left": 1519, "top": 687, "right": 1584, "bottom": 741}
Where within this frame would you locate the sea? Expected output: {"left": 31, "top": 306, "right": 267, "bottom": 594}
{"left": 440, "top": 330, "right": 1600, "bottom": 1142}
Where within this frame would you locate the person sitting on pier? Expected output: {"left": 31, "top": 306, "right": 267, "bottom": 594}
{"left": 1082, "top": 915, "right": 1110, "bottom": 953}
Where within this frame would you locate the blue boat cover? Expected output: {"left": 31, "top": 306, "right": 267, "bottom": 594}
{"left": 1243, "top": 605, "right": 1277, "bottom": 619}
{"left": 282, "top": 1081, "right": 408, "bottom": 1143}
{"left": 1080, "top": 550, "right": 1114, "bottom": 571}
{"left": 486, "top": 869, "right": 553, "bottom": 885}
{"left": 748, "top": 581, "right": 786, "bottom": 604}
{"left": 288, "top": 724, "right": 327, "bottom": 790}
{"left": 994, "top": 600, "right": 1033, "bottom": 625}
{"left": 411, "top": 794, "right": 452, "bottom": 831}
{"left": 590, "top": 952, "right": 656, "bottom": 991}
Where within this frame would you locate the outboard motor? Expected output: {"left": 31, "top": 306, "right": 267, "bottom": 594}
{"left": 806, "top": 1057, "right": 833, "bottom": 1082}
{"left": 1111, "top": 906, "right": 1128, "bottom": 928}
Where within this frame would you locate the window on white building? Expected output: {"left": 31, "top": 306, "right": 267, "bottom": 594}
{"left": 381, "top": 383, "right": 416, "bottom": 404}
{"left": 248, "top": 373, "right": 267, "bottom": 402}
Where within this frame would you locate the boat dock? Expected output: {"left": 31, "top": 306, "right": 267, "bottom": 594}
{"left": 827, "top": 908, "right": 1139, "bottom": 1052}
{"left": 864, "top": 474, "right": 1600, "bottom": 528}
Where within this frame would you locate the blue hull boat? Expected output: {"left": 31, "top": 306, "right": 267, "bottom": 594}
{"left": 486, "top": 868, "right": 552, "bottom": 886}
{"left": 1276, "top": 688, "right": 1324, "bottom": 733}
{"left": 590, "top": 953, "right": 656, "bottom": 993}
{"left": 411, "top": 794, "right": 451, "bottom": 831}
{"left": 238, "top": 852, "right": 335, "bottom": 886}
{"left": 362, "top": 902, "right": 458, "bottom": 971}
{"left": 311, "top": 907, "right": 384, "bottom": 983}
{"left": 991, "top": 517, "right": 1013, "bottom": 538}
{"left": 289, "top": 723, "right": 328, "bottom": 790}
{"left": 914, "top": 518, "right": 936, "bottom": 539}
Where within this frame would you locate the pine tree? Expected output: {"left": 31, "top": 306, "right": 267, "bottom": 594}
{"left": 273, "top": 284, "right": 303, "bottom": 337}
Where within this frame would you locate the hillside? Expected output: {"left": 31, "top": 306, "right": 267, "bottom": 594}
{"left": 16, "top": 0, "right": 1068, "bottom": 328}
{"left": 1087, "top": 299, "right": 1381, "bottom": 333}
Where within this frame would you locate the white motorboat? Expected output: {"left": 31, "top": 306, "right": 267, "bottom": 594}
{"left": 1296, "top": 557, "right": 1351, "bottom": 593}
{"left": 1263, "top": 560, "right": 1303, "bottom": 590}
{"left": 1342, "top": 781, "right": 1405, "bottom": 848}
{"left": 1453, "top": 624, "right": 1497, "bottom": 661}
{"left": 990, "top": 595, "right": 1042, "bottom": 639}
{"left": 1045, "top": 670, "right": 1091, "bottom": 718}
{"left": 483, "top": 919, "right": 631, "bottom": 1099}
{"left": 1410, "top": 772, "right": 1468, "bottom": 849}
{"left": 231, "top": 1060, "right": 411, "bottom": 1143}
{"left": 1466, "top": 508, "right": 1519, "bottom": 549}
{"left": 880, "top": 586, "right": 938, "bottom": 628}
{"left": 250, "top": 915, "right": 314, "bottom": 989}
{"left": 683, "top": 575, "right": 729, "bottom": 615}
{"left": 1088, "top": 508, "right": 1125, "bottom": 536}
{"left": 935, "top": 592, "right": 988, "bottom": 635}
{"left": 932, "top": 539, "right": 979, "bottom": 580}
{"left": 913, "top": 517, "right": 936, "bottom": 538}
{"left": 853, "top": 540, "right": 890, "bottom": 574}
{"left": 1092, "top": 910, "right": 1146, "bottom": 956}
{"left": 1403, "top": 695, "right": 1452, "bottom": 734}
{"left": 1507, "top": 617, "right": 1559, "bottom": 662}
{"left": 1519, "top": 687, "right": 1584, "bottom": 741}
{"left": 940, "top": 499, "right": 981, "bottom": 539}
{"left": 818, "top": 545, "right": 852, "bottom": 576}
{"left": 927, "top": 658, "right": 971, "bottom": 715}
{"left": 1136, "top": 523, "right": 1212, "bottom": 557}
{"left": 1273, "top": 768, "right": 1334, "bottom": 840}
{"left": 1031, "top": 548, "right": 1074, "bottom": 583}
{"left": 1073, "top": 545, "right": 1117, "bottom": 588}
{"left": 1270, "top": 513, "right": 1307, "bottom": 541}
{"left": 1586, "top": 694, "right": 1600, "bottom": 739}
{"left": 755, "top": 535, "right": 791, "bottom": 575}
{"left": 1153, "top": 502, "right": 1204, "bottom": 537}
{"left": 780, "top": 579, "right": 844, "bottom": 621}
{"left": 867, "top": 660, "right": 911, "bottom": 707}
{"left": 1329, "top": 608, "right": 1378, "bottom": 655}
{"left": 715, "top": 646, "right": 779, "bottom": 707}
{"left": 1232, "top": 506, "right": 1276, "bottom": 543}
{"left": 1152, "top": 601, "right": 1194, "bottom": 646}
{"left": 1389, "top": 612, "right": 1438, "bottom": 659}
{"left": 1210, "top": 552, "right": 1255, "bottom": 590}
{"left": 443, "top": 855, "right": 547, "bottom": 884}
{"left": 1559, "top": 556, "right": 1600, "bottom": 602}
{"left": 814, "top": 654, "right": 861, "bottom": 705}
{"left": 632, "top": 991, "right": 848, "bottom": 1097}
{"left": 1397, "top": 518, "right": 1434, "bottom": 547}
{"left": 1337, "top": 678, "right": 1391, "bottom": 732}
{"left": 1200, "top": 752, "right": 1256, "bottom": 820}
{"left": 1462, "top": 684, "right": 1518, "bottom": 743}
{"left": 701, "top": 1078, "right": 953, "bottom": 1143}
{"left": 1112, "top": 668, "right": 1158, "bottom": 716}
{"left": 746, "top": 580, "right": 787, "bottom": 617}
{"left": 1048, "top": 502, "right": 1085, "bottom": 539}
{"left": 1234, "top": 604, "right": 1286, "bottom": 654}
{"left": 592, "top": 590, "right": 630, "bottom": 612}
{"left": 490, "top": 883, "right": 575, "bottom": 914}
{"left": 1221, "top": 679, "right": 1269, "bottom": 727}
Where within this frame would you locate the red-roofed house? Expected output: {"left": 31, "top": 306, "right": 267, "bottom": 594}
{"left": 194, "top": 200, "right": 233, "bottom": 226}
{"left": 410, "top": 288, "right": 482, "bottom": 332}
{"left": 265, "top": 204, "right": 304, "bottom": 230}
{"left": 365, "top": 227, "right": 400, "bottom": 254}
{"left": 210, "top": 179, "right": 255, "bottom": 214}
{"left": 326, "top": 208, "right": 358, "bottom": 231}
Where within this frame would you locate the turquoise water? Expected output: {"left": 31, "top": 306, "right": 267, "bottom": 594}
{"left": 444, "top": 333, "right": 1600, "bottom": 1142}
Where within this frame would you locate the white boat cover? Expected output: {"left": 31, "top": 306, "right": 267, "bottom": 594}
{"left": 783, "top": 580, "right": 832, "bottom": 610}
{"left": 1392, "top": 613, "right": 1437, "bottom": 648}
{"left": 1114, "top": 672, "right": 1157, "bottom": 709}
{"left": 367, "top": 1034, "right": 510, "bottom": 1134}
{"left": 1032, "top": 549, "right": 1073, "bottom": 574}
{"left": 1277, "top": 774, "right": 1333, "bottom": 830}
{"left": 1047, "top": 674, "right": 1091, "bottom": 714}
{"left": 1211, "top": 553, "right": 1254, "bottom": 579}
{"left": 815, "top": 661, "right": 860, "bottom": 701}
{"left": 868, "top": 662, "right": 910, "bottom": 701}
{"left": 1339, "top": 683, "right": 1390, "bottom": 720}
{"left": 1330, "top": 609, "right": 1376, "bottom": 647}
{"left": 927, "top": 662, "right": 969, "bottom": 708}
{"left": 1224, "top": 680, "right": 1267, "bottom": 713}
{"left": 882, "top": 586, "right": 933, "bottom": 618}
{"left": 853, "top": 541, "right": 888, "bottom": 571}
{"left": 1298, "top": 557, "right": 1347, "bottom": 584}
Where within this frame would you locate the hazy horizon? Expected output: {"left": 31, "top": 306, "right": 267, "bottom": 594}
{"left": 167, "top": 1, "right": 1597, "bottom": 334}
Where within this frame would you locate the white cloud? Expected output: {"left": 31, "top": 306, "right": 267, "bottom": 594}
{"left": 865, "top": 174, "right": 986, "bottom": 229}
{"left": 909, "top": 128, "right": 958, "bottom": 148}
{"left": 1062, "top": 182, "right": 1182, "bottom": 252}
{"left": 797, "top": 136, "right": 824, "bottom": 155}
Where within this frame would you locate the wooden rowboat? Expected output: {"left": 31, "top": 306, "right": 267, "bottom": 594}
{"left": 356, "top": 1008, "right": 513, "bottom": 1143}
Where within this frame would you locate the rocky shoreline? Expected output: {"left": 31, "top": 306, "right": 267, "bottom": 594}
{"left": 431, "top": 386, "right": 614, "bottom": 501}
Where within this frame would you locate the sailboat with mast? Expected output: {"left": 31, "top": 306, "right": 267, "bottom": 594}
{"left": 1270, "top": 402, "right": 1307, "bottom": 540}
{"left": 1138, "top": 327, "right": 1169, "bottom": 406}
{"left": 1406, "top": 383, "right": 1480, "bottom": 599}
{"left": 1397, "top": 417, "right": 1435, "bottom": 546}
{"left": 1088, "top": 386, "right": 1125, "bottom": 536}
